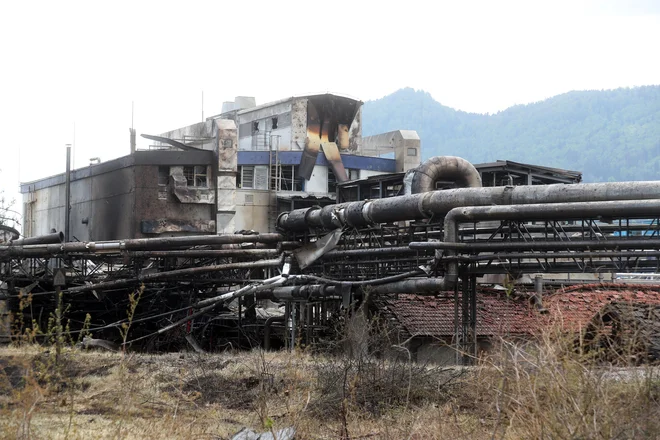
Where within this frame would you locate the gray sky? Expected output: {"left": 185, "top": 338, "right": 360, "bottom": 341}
{"left": 1, "top": 0, "right": 659, "bottom": 224}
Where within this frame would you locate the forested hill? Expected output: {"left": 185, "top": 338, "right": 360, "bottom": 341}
{"left": 362, "top": 87, "right": 660, "bottom": 182}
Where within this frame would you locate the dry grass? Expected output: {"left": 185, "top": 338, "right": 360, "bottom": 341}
{"left": 1, "top": 327, "right": 659, "bottom": 439}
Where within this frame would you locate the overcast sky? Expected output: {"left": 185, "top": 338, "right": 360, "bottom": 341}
{"left": 1, "top": 0, "right": 659, "bottom": 219}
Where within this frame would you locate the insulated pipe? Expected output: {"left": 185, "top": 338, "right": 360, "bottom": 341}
{"left": 9, "top": 232, "right": 64, "bottom": 246}
{"left": 368, "top": 278, "right": 451, "bottom": 294}
{"left": 277, "top": 181, "right": 660, "bottom": 231}
{"left": 409, "top": 156, "right": 482, "bottom": 194}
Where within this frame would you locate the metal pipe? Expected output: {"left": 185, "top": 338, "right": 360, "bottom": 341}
{"left": 278, "top": 181, "right": 660, "bottom": 231}
{"left": 410, "top": 238, "right": 660, "bottom": 251}
{"left": 264, "top": 316, "right": 285, "bottom": 350}
{"left": 0, "top": 233, "right": 283, "bottom": 258}
{"left": 9, "top": 231, "right": 64, "bottom": 246}
{"left": 368, "top": 277, "right": 451, "bottom": 294}
{"left": 271, "top": 284, "right": 338, "bottom": 300}
{"left": 409, "top": 156, "right": 482, "bottom": 194}
{"left": 442, "top": 199, "right": 660, "bottom": 286}
{"left": 465, "top": 250, "right": 660, "bottom": 261}
{"left": 128, "top": 249, "right": 280, "bottom": 258}
{"left": 65, "top": 257, "right": 283, "bottom": 294}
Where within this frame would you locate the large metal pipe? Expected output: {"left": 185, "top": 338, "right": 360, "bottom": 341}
{"left": 409, "top": 156, "right": 482, "bottom": 194}
{"left": 9, "top": 231, "right": 64, "bottom": 246}
{"left": 0, "top": 233, "right": 283, "bottom": 258}
{"left": 278, "top": 181, "right": 660, "bottom": 231}
{"left": 368, "top": 278, "right": 451, "bottom": 294}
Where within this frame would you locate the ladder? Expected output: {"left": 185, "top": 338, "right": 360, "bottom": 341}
{"left": 268, "top": 135, "right": 281, "bottom": 231}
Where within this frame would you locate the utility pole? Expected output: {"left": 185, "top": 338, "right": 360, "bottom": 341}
{"left": 64, "top": 144, "right": 72, "bottom": 242}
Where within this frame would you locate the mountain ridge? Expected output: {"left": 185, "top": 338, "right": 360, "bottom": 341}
{"left": 362, "top": 86, "right": 660, "bottom": 182}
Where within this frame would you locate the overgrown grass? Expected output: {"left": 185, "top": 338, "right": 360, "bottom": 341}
{"left": 1, "top": 315, "right": 659, "bottom": 439}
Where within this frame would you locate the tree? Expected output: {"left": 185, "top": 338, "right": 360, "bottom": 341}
{"left": 0, "top": 169, "right": 20, "bottom": 242}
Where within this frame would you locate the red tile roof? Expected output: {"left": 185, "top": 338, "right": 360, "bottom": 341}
{"left": 376, "top": 284, "right": 660, "bottom": 338}
{"left": 377, "top": 292, "right": 537, "bottom": 337}
{"left": 543, "top": 284, "right": 660, "bottom": 331}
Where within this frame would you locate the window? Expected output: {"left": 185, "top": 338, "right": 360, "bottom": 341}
{"left": 252, "top": 121, "right": 259, "bottom": 133}
{"left": 183, "top": 166, "right": 208, "bottom": 187}
{"left": 271, "top": 117, "right": 278, "bottom": 129}
{"left": 239, "top": 165, "right": 269, "bottom": 190}
{"left": 271, "top": 165, "right": 304, "bottom": 191}
{"left": 407, "top": 147, "right": 417, "bottom": 156}
{"left": 328, "top": 168, "right": 337, "bottom": 194}
{"left": 157, "top": 166, "right": 169, "bottom": 199}
{"left": 347, "top": 168, "right": 360, "bottom": 181}
{"left": 158, "top": 166, "right": 169, "bottom": 186}
{"left": 240, "top": 166, "right": 255, "bottom": 189}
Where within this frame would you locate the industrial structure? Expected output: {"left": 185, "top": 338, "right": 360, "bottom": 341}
{"left": 3, "top": 93, "right": 660, "bottom": 362}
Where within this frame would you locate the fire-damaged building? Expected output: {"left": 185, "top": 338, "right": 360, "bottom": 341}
{"left": 9, "top": 91, "right": 660, "bottom": 365}
{"left": 20, "top": 93, "right": 422, "bottom": 240}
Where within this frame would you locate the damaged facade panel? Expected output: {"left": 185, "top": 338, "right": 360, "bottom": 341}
{"left": 20, "top": 150, "right": 218, "bottom": 240}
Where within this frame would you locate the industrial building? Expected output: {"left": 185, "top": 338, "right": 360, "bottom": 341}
{"left": 8, "top": 92, "right": 660, "bottom": 363}
{"left": 20, "top": 93, "right": 421, "bottom": 240}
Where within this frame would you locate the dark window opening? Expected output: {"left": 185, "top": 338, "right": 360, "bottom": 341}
{"left": 328, "top": 168, "right": 337, "bottom": 194}
{"left": 271, "top": 117, "right": 278, "bottom": 129}
{"left": 252, "top": 121, "right": 259, "bottom": 133}
{"left": 158, "top": 166, "right": 169, "bottom": 186}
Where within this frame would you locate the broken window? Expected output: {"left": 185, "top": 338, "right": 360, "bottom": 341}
{"left": 158, "top": 166, "right": 169, "bottom": 200}
{"left": 271, "top": 117, "right": 278, "bottom": 129}
{"left": 183, "top": 166, "right": 208, "bottom": 188}
{"left": 328, "top": 168, "right": 337, "bottom": 194}
{"left": 347, "top": 168, "right": 360, "bottom": 181}
{"left": 252, "top": 121, "right": 260, "bottom": 133}
{"left": 271, "top": 165, "right": 304, "bottom": 191}
{"left": 158, "top": 166, "right": 169, "bottom": 186}
{"left": 194, "top": 166, "right": 207, "bottom": 187}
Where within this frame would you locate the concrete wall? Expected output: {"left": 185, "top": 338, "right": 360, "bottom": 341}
{"left": 234, "top": 190, "right": 271, "bottom": 232}
{"left": 306, "top": 165, "right": 329, "bottom": 194}
{"left": 158, "top": 120, "right": 216, "bottom": 151}
{"left": 362, "top": 130, "right": 421, "bottom": 172}
{"left": 134, "top": 165, "right": 215, "bottom": 237}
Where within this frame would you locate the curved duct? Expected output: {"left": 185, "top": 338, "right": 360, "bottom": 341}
{"left": 407, "top": 156, "right": 482, "bottom": 194}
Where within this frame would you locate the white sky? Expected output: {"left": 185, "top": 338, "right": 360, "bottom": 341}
{"left": 1, "top": 0, "right": 659, "bottom": 222}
